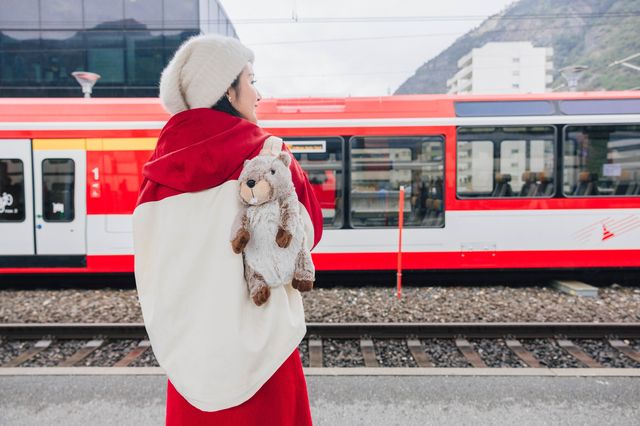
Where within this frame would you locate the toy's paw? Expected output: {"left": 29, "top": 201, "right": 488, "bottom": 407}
{"left": 276, "top": 228, "right": 293, "bottom": 248}
{"left": 251, "top": 284, "right": 271, "bottom": 306}
{"left": 231, "top": 229, "right": 250, "bottom": 254}
{"left": 292, "top": 279, "right": 314, "bottom": 292}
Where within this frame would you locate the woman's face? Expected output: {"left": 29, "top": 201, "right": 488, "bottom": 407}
{"left": 227, "top": 63, "right": 261, "bottom": 124}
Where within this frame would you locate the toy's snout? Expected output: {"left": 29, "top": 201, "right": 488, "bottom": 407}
{"left": 240, "top": 178, "right": 272, "bottom": 206}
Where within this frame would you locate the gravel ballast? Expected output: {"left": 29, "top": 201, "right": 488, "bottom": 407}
{"left": 1, "top": 285, "right": 639, "bottom": 324}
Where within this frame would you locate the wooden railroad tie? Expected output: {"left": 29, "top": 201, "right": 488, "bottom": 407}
{"left": 505, "top": 339, "right": 543, "bottom": 368}
{"left": 2, "top": 340, "right": 52, "bottom": 367}
{"left": 58, "top": 339, "right": 105, "bottom": 367}
{"left": 608, "top": 339, "right": 640, "bottom": 364}
{"left": 113, "top": 340, "right": 152, "bottom": 367}
{"left": 455, "top": 338, "right": 487, "bottom": 368}
{"left": 556, "top": 339, "right": 603, "bottom": 368}
{"left": 360, "top": 338, "right": 379, "bottom": 367}
{"left": 406, "top": 339, "right": 434, "bottom": 367}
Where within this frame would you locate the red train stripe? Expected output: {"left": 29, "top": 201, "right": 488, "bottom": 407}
{"left": 1, "top": 250, "right": 639, "bottom": 274}
{"left": 312, "top": 250, "right": 640, "bottom": 270}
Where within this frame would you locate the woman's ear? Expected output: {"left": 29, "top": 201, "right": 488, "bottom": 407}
{"left": 227, "top": 87, "right": 236, "bottom": 104}
{"left": 277, "top": 151, "right": 291, "bottom": 167}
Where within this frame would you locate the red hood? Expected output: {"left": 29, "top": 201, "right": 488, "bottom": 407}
{"left": 142, "top": 108, "right": 270, "bottom": 194}
{"left": 136, "top": 108, "right": 324, "bottom": 247}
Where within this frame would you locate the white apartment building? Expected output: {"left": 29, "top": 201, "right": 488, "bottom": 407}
{"left": 447, "top": 42, "right": 554, "bottom": 94}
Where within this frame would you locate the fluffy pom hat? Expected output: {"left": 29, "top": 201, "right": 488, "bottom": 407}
{"left": 159, "top": 34, "right": 254, "bottom": 115}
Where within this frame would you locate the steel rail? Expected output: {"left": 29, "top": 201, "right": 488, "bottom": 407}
{"left": 1, "top": 322, "right": 640, "bottom": 340}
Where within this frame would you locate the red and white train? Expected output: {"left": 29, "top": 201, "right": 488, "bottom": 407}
{"left": 1, "top": 93, "right": 639, "bottom": 277}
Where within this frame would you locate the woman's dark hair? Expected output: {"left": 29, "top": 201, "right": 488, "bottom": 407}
{"left": 211, "top": 74, "right": 242, "bottom": 117}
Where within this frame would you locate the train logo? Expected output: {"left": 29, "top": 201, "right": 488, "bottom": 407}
{"left": 574, "top": 216, "right": 640, "bottom": 243}
{"left": 52, "top": 202, "right": 65, "bottom": 215}
{"left": 602, "top": 224, "right": 615, "bottom": 241}
{"left": 0, "top": 192, "right": 15, "bottom": 214}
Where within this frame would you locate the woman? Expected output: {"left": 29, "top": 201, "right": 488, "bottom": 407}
{"left": 133, "top": 34, "right": 323, "bottom": 425}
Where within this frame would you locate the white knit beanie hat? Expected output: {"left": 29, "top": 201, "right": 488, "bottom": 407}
{"left": 159, "top": 34, "right": 254, "bottom": 115}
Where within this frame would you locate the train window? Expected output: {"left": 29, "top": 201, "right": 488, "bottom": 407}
{"left": 563, "top": 125, "right": 640, "bottom": 197}
{"left": 454, "top": 101, "right": 554, "bottom": 117}
{"left": 560, "top": 99, "right": 640, "bottom": 115}
{"left": 284, "top": 137, "right": 343, "bottom": 228}
{"left": 349, "top": 136, "right": 444, "bottom": 228}
{"left": 42, "top": 159, "right": 75, "bottom": 222}
{"left": 457, "top": 140, "right": 493, "bottom": 194}
{"left": 457, "top": 126, "right": 556, "bottom": 198}
{"left": 0, "top": 159, "right": 26, "bottom": 222}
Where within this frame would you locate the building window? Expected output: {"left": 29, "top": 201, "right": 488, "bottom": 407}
{"left": 0, "top": 31, "right": 42, "bottom": 83}
{"left": 0, "top": 0, "right": 40, "bottom": 30}
{"left": 164, "top": 0, "right": 198, "bottom": 30}
{"left": 41, "top": 31, "right": 85, "bottom": 84}
{"left": 350, "top": 136, "right": 444, "bottom": 228}
{"left": 512, "top": 83, "right": 520, "bottom": 89}
{"left": 84, "top": 0, "right": 125, "bottom": 29}
{"left": 124, "top": 0, "right": 162, "bottom": 29}
{"left": 563, "top": 125, "right": 640, "bottom": 196}
{"left": 85, "top": 31, "right": 125, "bottom": 83}
{"left": 512, "top": 70, "right": 520, "bottom": 76}
{"left": 512, "top": 57, "right": 520, "bottom": 63}
{"left": 42, "top": 0, "right": 83, "bottom": 29}
{"left": 126, "top": 31, "right": 164, "bottom": 84}
{"left": 457, "top": 126, "right": 556, "bottom": 198}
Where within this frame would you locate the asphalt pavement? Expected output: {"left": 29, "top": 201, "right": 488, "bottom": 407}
{"left": 1, "top": 373, "right": 639, "bottom": 425}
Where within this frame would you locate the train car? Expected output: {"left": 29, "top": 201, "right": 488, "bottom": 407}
{"left": 1, "top": 93, "right": 639, "bottom": 280}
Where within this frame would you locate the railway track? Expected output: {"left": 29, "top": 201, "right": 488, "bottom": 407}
{"left": 1, "top": 322, "right": 640, "bottom": 369}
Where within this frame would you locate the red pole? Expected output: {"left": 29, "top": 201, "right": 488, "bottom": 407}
{"left": 396, "top": 186, "right": 404, "bottom": 299}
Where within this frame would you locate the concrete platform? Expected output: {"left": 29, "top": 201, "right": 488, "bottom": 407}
{"left": 1, "top": 374, "right": 639, "bottom": 425}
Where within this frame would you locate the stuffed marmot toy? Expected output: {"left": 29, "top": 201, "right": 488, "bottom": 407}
{"left": 230, "top": 139, "right": 315, "bottom": 306}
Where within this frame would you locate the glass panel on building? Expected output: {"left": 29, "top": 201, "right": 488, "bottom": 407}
{"left": 0, "top": 0, "right": 40, "bottom": 30}
{"left": 85, "top": 31, "right": 125, "bottom": 83}
{"left": 125, "top": 0, "right": 162, "bottom": 29}
{"left": 350, "top": 136, "right": 444, "bottom": 228}
{"left": 41, "top": 0, "right": 83, "bottom": 30}
{"left": 563, "top": 125, "right": 640, "bottom": 197}
{"left": 0, "top": 159, "right": 26, "bottom": 222}
{"left": 457, "top": 126, "right": 555, "bottom": 198}
{"left": 41, "top": 31, "right": 85, "bottom": 85}
{"left": 0, "top": 31, "right": 42, "bottom": 83}
{"left": 163, "top": 30, "right": 199, "bottom": 64}
{"left": 42, "top": 159, "right": 75, "bottom": 222}
{"left": 126, "top": 31, "right": 164, "bottom": 84}
{"left": 84, "top": 0, "right": 125, "bottom": 29}
{"left": 164, "top": 0, "right": 198, "bottom": 30}
{"left": 286, "top": 137, "right": 343, "bottom": 228}
{"left": 208, "top": 2, "right": 223, "bottom": 35}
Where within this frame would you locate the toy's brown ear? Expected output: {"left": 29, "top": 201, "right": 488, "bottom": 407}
{"left": 277, "top": 151, "right": 291, "bottom": 167}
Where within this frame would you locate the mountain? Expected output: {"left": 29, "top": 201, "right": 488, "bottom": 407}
{"left": 395, "top": 0, "right": 640, "bottom": 94}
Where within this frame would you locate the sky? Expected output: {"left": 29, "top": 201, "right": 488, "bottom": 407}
{"left": 219, "top": 0, "right": 516, "bottom": 98}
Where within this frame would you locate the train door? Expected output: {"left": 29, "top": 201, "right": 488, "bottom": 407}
{"left": 0, "top": 140, "right": 34, "bottom": 255}
{"left": 32, "top": 139, "right": 86, "bottom": 255}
